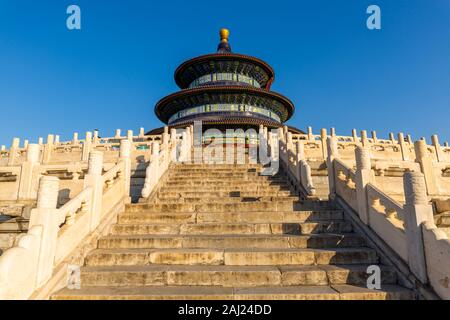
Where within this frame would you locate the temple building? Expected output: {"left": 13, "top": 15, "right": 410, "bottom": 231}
{"left": 151, "top": 29, "right": 302, "bottom": 140}
{"left": 0, "top": 29, "right": 449, "bottom": 301}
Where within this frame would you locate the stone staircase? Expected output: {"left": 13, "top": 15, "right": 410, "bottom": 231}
{"left": 52, "top": 163, "right": 415, "bottom": 300}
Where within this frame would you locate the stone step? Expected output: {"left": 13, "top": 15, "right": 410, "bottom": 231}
{"left": 77, "top": 264, "right": 397, "bottom": 287}
{"left": 84, "top": 248, "right": 378, "bottom": 266}
{"left": 169, "top": 171, "right": 262, "bottom": 177}
{"left": 0, "top": 218, "right": 29, "bottom": 232}
{"left": 163, "top": 179, "right": 286, "bottom": 186}
{"left": 439, "top": 215, "right": 450, "bottom": 225}
{"left": 158, "top": 185, "right": 292, "bottom": 193}
{"left": 167, "top": 175, "right": 284, "bottom": 181}
{"left": 125, "top": 201, "right": 334, "bottom": 213}
{"left": 119, "top": 212, "right": 196, "bottom": 224}
{"left": 163, "top": 180, "right": 288, "bottom": 187}
{"left": 97, "top": 234, "right": 366, "bottom": 250}
{"left": 152, "top": 196, "right": 300, "bottom": 204}
{"left": 313, "top": 185, "right": 330, "bottom": 194}
{"left": 174, "top": 164, "right": 260, "bottom": 170}
{"left": 170, "top": 172, "right": 280, "bottom": 178}
{"left": 51, "top": 284, "right": 414, "bottom": 300}
{"left": 172, "top": 170, "right": 278, "bottom": 176}
{"left": 156, "top": 190, "right": 295, "bottom": 198}
{"left": 118, "top": 210, "right": 344, "bottom": 224}
{"left": 111, "top": 221, "right": 353, "bottom": 235}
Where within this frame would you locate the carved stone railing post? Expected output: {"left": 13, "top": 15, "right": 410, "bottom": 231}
{"left": 72, "top": 132, "right": 79, "bottom": 145}
{"left": 398, "top": 132, "right": 409, "bottom": 161}
{"left": 270, "top": 129, "right": 280, "bottom": 163}
{"left": 114, "top": 129, "right": 121, "bottom": 139}
{"left": 163, "top": 126, "right": 170, "bottom": 146}
{"left": 371, "top": 131, "right": 378, "bottom": 144}
{"left": 361, "top": 130, "right": 369, "bottom": 147}
{"left": 295, "top": 141, "right": 305, "bottom": 181}
{"left": 28, "top": 176, "right": 60, "bottom": 287}
{"left": 18, "top": 144, "right": 41, "bottom": 200}
{"left": 355, "top": 146, "right": 375, "bottom": 224}
{"left": 127, "top": 130, "right": 133, "bottom": 142}
{"left": 180, "top": 131, "right": 187, "bottom": 163}
{"left": 93, "top": 130, "right": 100, "bottom": 145}
{"left": 139, "top": 127, "right": 145, "bottom": 138}
{"left": 326, "top": 136, "right": 339, "bottom": 198}
{"left": 8, "top": 137, "right": 20, "bottom": 166}
{"left": 278, "top": 127, "right": 288, "bottom": 166}
{"left": 170, "top": 128, "right": 177, "bottom": 161}
{"left": 42, "top": 135, "right": 54, "bottom": 164}
{"left": 352, "top": 129, "right": 358, "bottom": 143}
{"left": 84, "top": 151, "right": 103, "bottom": 231}
{"left": 307, "top": 127, "right": 313, "bottom": 141}
{"left": 321, "top": 128, "right": 328, "bottom": 159}
{"left": 389, "top": 133, "right": 396, "bottom": 144}
{"left": 141, "top": 142, "right": 160, "bottom": 198}
{"left": 162, "top": 126, "right": 170, "bottom": 171}
{"left": 403, "top": 171, "right": 434, "bottom": 283}
{"left": 414, "top": 140, "right": 438, "bottom": 196}
{"left": 82, "top": 132, "right": 93, "bottom": 162}
{"left": 330, "top": 127, "right": 336, "bottom": 137}
{"left": 119, "top": 139, "right": 132, "bottom": 200}
{"left": 431, "top": 134, "right": 444, "bottom": 163}
{"left": 184, "top": 130, "right": 193, "bottom": 163}
{"left": 284, "top": 132, "right": 294, "bottom": 175}
{"left": 189, "top": 125, "right": 194, "bottom": 147}
{"left": 286, "top": 132, "right": 293, "bottom": 147}
{"left": 300, "top": 160, "right": 316, "bottom": 196}
{"left": 257, "top": 125, "right": 265, "bottom": 165}
{"left": 407, "top": 134, "right": 413, "bottom": 144}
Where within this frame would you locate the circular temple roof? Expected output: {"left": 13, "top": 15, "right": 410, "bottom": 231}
{"left": 154, "top": 85, "right": 294, "bottom": 124}
{"left": 174, "top": 53, "right": 275, "bottom": 90}
{"left": 153, "top": 28, "right": 296, "bottom": 130}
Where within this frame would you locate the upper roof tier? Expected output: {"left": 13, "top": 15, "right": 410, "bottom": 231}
{"left": 174, "top": 29, "right": 275, "bottom": 90}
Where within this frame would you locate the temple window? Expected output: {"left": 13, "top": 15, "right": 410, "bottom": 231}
{"left": 168, "top": 103, "right": 281, "bottom": 124}
{"left": 189, "top": 73, "right": 261, "bottom": 88}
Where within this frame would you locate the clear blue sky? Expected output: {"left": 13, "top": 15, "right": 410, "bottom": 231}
{"left": 1, "top": 0, "right": 449, "bottom": 146}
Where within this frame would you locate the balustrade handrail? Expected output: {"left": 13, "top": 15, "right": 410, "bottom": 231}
{"left": 334, "top": 158, "right": 355, "bottom": 178}
{"left": 55, "top": 186, "right": 93, "bottom": 227}
{"left": 366, "top": 183, "right": 405, "bottom": 221}
{"left": 102, "top": 162, "right": 123, "bottom": 182}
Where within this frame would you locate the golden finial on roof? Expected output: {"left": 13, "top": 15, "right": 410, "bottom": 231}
{"left": 220, "top": 28, "right": 230, "bottom": 43}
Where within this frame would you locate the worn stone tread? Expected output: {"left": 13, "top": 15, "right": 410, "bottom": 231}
{"left": 97, "top": 233, "right": 365, "bottom": 249}
{"left": 52, "top": 284, "right": 413, "bottom": 300}
{"left": 111, "top": 221, "right": 353, "bottom": 235}
{"left": 85, "top": 247, "right": 378, "bottom": 267}
{"left": 78, "top": 264, "right": 397, "bottom": 287}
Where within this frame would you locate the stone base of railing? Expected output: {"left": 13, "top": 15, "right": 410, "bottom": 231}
{"left": 29, "top": 196, "right": 127, "bottom": 300}
{"left": 138, "top": 163, "right": 175, "bottom": 203}
{"left": 333, "top": 194, "right": 440, "bottom": 300}
{"left": 279, "top": 164, "right": 316, "bottom": 201}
